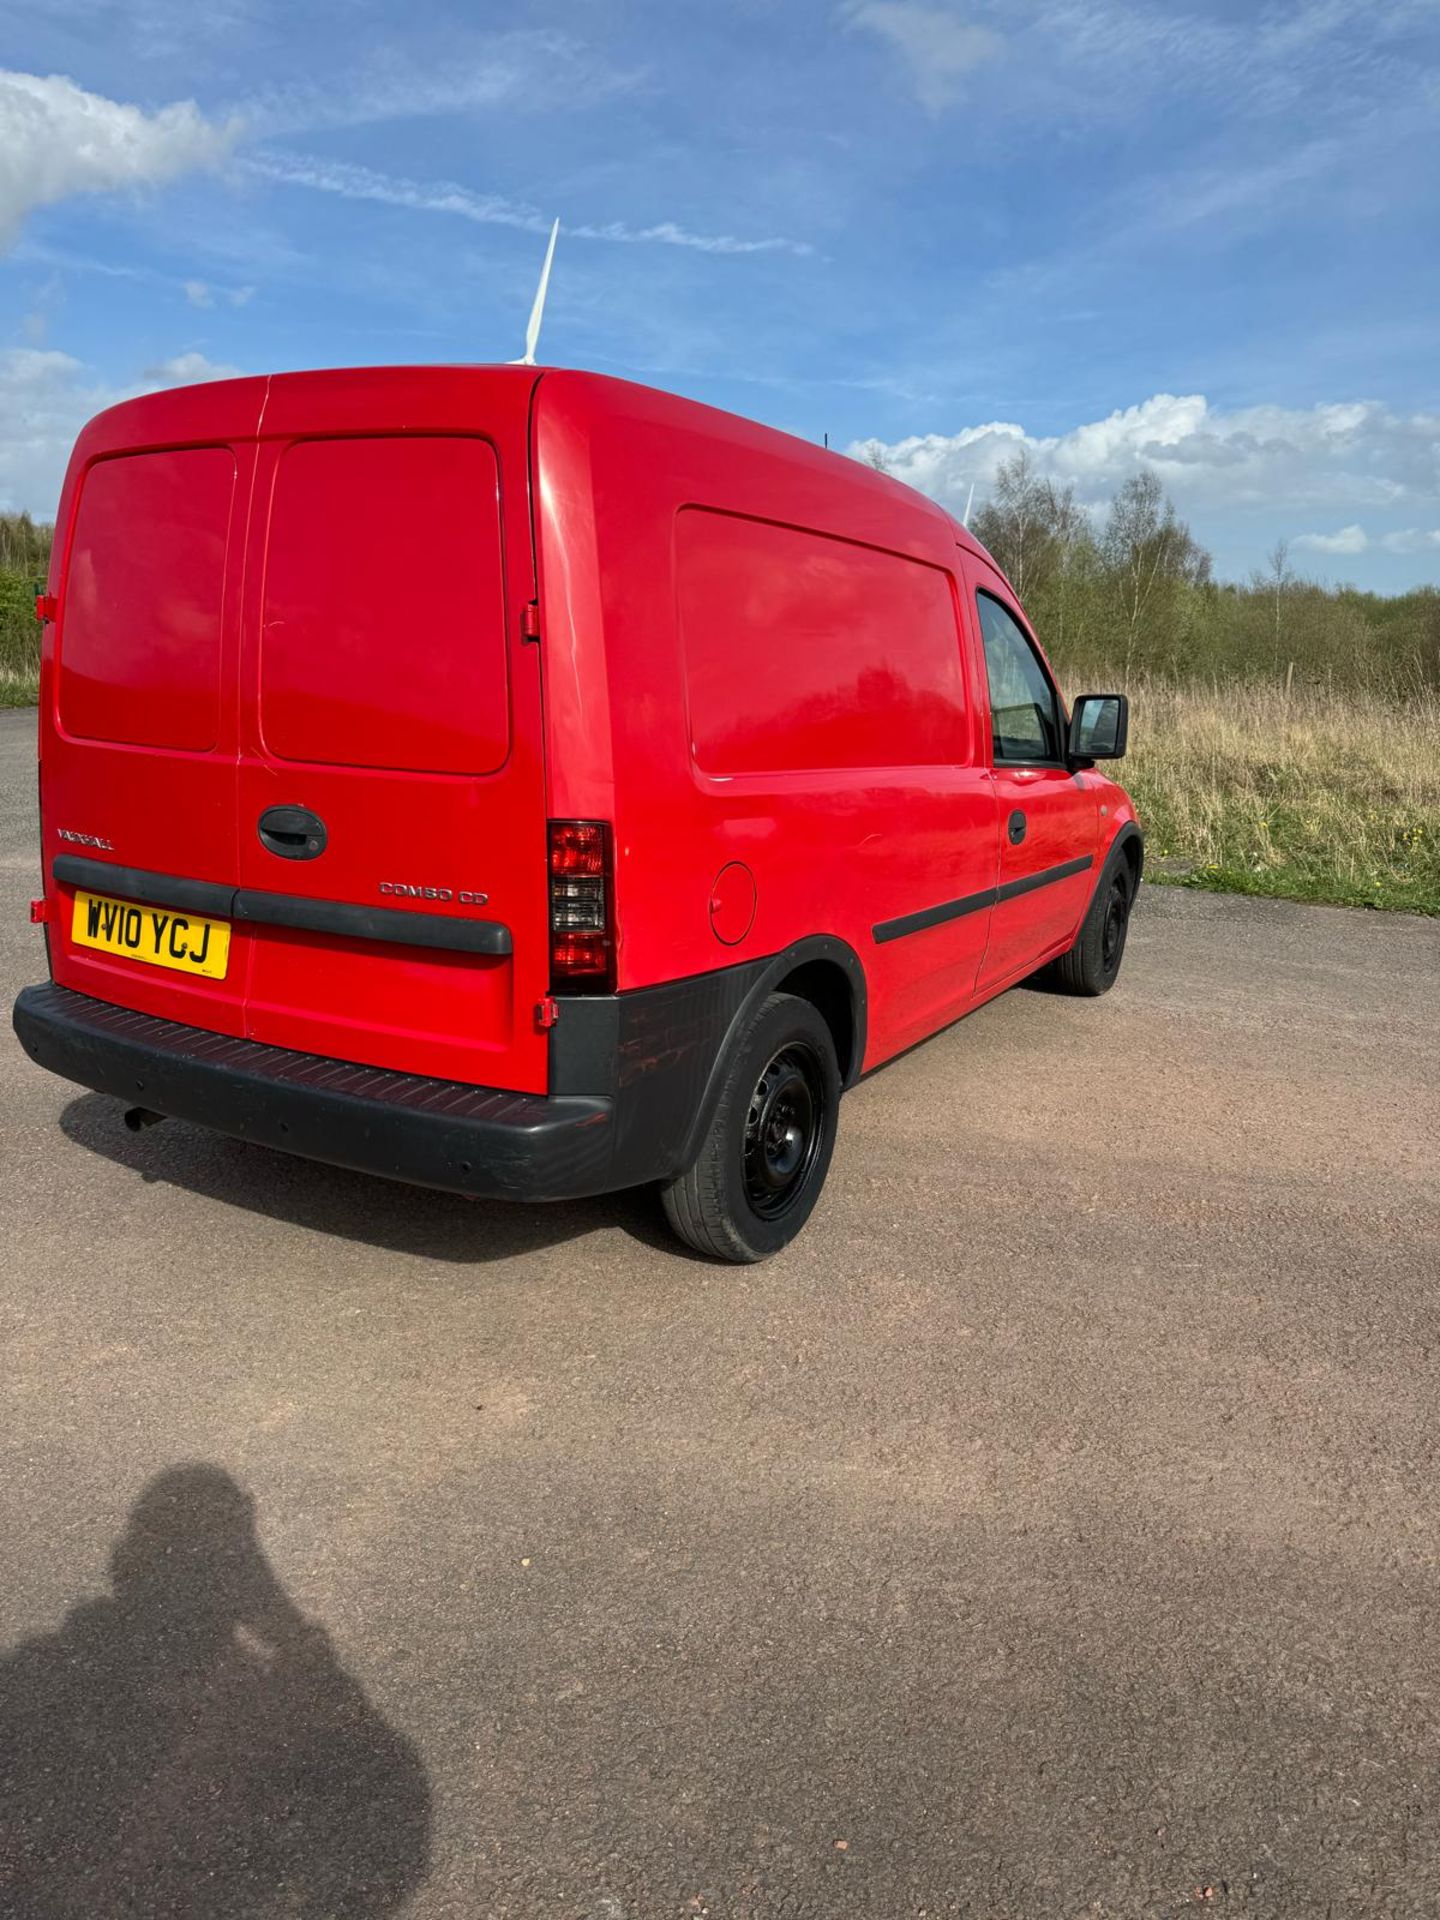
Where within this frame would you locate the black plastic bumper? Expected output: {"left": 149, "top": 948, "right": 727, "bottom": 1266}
{"left": 12, "top": 984, "right": 614, "bottom": 1203}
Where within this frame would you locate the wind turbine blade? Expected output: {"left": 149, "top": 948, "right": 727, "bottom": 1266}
{"left": 516, "top": 218, "right": 559, "bottom": 367}
{"left": 962, "top": 481, "right": 975, "bottom": 528}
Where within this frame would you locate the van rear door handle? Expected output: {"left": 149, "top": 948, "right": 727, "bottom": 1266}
{"left": 1007, "top": 809, "right": 1027, "bottom": 846}
{"left": 258, "top": 805, "right": 327, "bottom": 860}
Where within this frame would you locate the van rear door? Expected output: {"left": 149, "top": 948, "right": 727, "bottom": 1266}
{"left": 235, "top": 369, "right": 550, "bottom": 1093}
{"left": 45, "top": 380, "right": 267, "bottom": 1037}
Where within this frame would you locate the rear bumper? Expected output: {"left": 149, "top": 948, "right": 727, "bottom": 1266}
{"left": 12, "top": 983, "right": 613, "bottom": 1203}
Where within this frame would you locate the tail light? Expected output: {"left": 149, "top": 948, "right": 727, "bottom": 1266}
{"left": 548, "top": 821, "right": 614, "bottom": 992}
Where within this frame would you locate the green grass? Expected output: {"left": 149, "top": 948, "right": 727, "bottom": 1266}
{"left": 1, "top": 567, "right": 41, "bottom": 706}
{"left": 0, "top": 669, "right": 40, "bottom": 708}
{"left": 1124, "top": 682, "right": 1440, "bottom": 916}
{"left": 1161, "top": 864, "right": 1438, "bottom": 913}
{"left": 0, "top": 651, "right": 41, "bottom": 707}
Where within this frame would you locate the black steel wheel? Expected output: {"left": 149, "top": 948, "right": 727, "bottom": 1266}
{"left": 1044, "top": 848, "right": 1138, "bottom": 997}
{"left": 742, "top": 1041, "right": 828, "bottom": 1222}
{"left": 1099, "top": 867, "right": 1131, "bottom": 977}
{"left": 661, "top": 992, "right": 842, "bottom": 1262}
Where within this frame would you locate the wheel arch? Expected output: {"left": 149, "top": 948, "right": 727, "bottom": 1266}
{"left": 677, "top": 934, "right": 868, "bottom": 1170}
{"left": 1106, "top": 820, "right": 1145, "bottom": 892}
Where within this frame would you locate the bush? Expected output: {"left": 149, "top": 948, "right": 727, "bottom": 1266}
{"left": 0, "top": 564, "right": 41, "bottom": 708}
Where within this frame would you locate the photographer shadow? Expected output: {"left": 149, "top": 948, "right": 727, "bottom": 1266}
{"left": 0, "top": 1465, "right": 431, "bottom": 1918}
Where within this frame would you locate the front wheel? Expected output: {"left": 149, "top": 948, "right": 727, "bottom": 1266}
{"left": 1044, "top": 856, "right": 1134, "bottom": 996}
{"left": 661, "top": 992, "right": 841, "bottom": 1262}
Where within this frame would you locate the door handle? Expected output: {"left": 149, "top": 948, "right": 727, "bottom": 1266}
{"left": 258, "top": 805, "right": 327, "bottom": 860}
{"left": 1007, "top": 809, "right": 1027, "bottom": 846}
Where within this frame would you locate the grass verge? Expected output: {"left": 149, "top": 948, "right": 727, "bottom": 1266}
{"left": 0, "top": 667, "right": 40, "bottom": 709}
{"left": 1124, "top": 682, "right": 1439, "bottom": 916}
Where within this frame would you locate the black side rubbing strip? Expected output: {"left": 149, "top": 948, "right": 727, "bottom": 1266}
{"left": 54, "top": 855, "right": 232, "bottom": 918}
{"left": 52, "top": 854, "right": 511, "bottom": 956}
{"left": 232, "top": 892, "right": 511, "bottom": 955}
{"left": 995, "top": 853, "right": 1093, "bottom": 904}
{"left": 872, "top": 854, "right": 1094, "bottom": 946}
{"left": 872, "top": 884, "right": 994, "bottom": 946}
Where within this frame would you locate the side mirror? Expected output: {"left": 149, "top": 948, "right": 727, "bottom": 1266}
{"left": 1068, "top": 692, "right": 1128, "bottom": 763}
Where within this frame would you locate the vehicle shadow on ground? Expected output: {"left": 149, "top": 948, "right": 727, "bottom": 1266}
{"left": 0, "top": 1464, "right": 431, "bottom": 1919}
{"left": 58, "top": 1092, "right": 690, "bottom": 1266}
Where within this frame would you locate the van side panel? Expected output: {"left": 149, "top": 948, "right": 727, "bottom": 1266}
{"left": 677, "top": 509, "right": 968, "bottom": 776}
{"left": 533, "top": 373, "right": 999, "bottom": 1073}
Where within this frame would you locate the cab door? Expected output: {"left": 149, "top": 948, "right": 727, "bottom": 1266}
{"left": 964, "top": 568, "right": 1098, "bottom": 990}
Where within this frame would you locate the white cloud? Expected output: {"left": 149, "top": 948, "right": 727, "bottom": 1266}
{"left": 0, "top": 347, "right": 242, "bottom": 517}
{"left": 842, "top": 2, "right": 1003, "bottom": 109}
{"left": 0, "top": 70, "right": 240, "bottom": 253}
{"left": 142, "top": 352, "right": 242, "bottom": 387}
{"left": 1013, "top": 0, "right": 1422, "bottom": 123}
{"left": 0, "top": 349, "right": 100, "bottom": 516}
{"left": 244, "top": 152, "right": 814, "bottom": 257}
{"left": 840, "top": 0, "right": 1414, "bottom": 123}
{"left": 1138, "top": 138, "right": 1342, "bottom": 236}
{"left": 248, "top": 31, "right": 638, "bottom": 137}
{"left": 850, "top": 392, "right": 1440, "bottom": 527}
{"left": 1294, "top": 525, "right": 1370, "bottom": 555}
{"left": 1380, "top": 528, "right": 1440, "bottom": 554}
{"left": 184, "top": 278, "right": 256, "bottom": 309}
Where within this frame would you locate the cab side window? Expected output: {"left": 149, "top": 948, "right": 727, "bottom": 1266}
{"left": 976, "top": 591, "right": 1062, "bottom": 765}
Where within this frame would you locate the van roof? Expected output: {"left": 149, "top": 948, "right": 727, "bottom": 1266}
{"left": 68, "top": 362, "right": 996, "bottom": 568}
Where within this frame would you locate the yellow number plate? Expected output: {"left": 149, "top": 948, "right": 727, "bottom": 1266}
{"left": 71, "top": 889, "right": 231, "bottom": 980}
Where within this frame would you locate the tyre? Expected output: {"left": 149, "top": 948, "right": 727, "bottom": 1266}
{"left": 1044, "top": 855, "right": 1135, "bottom": 996}
{"left": 661, "top": 991, "right": 842, "bottom": 1263}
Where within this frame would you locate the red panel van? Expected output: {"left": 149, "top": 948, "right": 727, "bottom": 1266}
{"left": 13, "top": 367, "right": 1142, "bottom": 1261}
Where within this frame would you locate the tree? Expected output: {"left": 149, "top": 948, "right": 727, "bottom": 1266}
{"left": 1262, "top": 538, "right": 1294, "bottom": 671}
{"left": 0, "top": 511, "right": 52, "bottom": 575}
{"left": 1100, "top": 470, "right": 1211, "bottom": 683}
{"left": 970, "top": 449, "right": 1086, "bottom": 608}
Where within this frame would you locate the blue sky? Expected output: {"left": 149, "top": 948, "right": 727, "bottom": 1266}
{"left": 2, "top": 0, "right": 1438, "bottom": 588}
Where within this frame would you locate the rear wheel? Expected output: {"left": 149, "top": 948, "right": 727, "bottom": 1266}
{"left": 661, "top": 992, "right": 841, "bottom": 1262}
{"left": 1044, "top": 857, "right": 1134, "bottom": 996}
